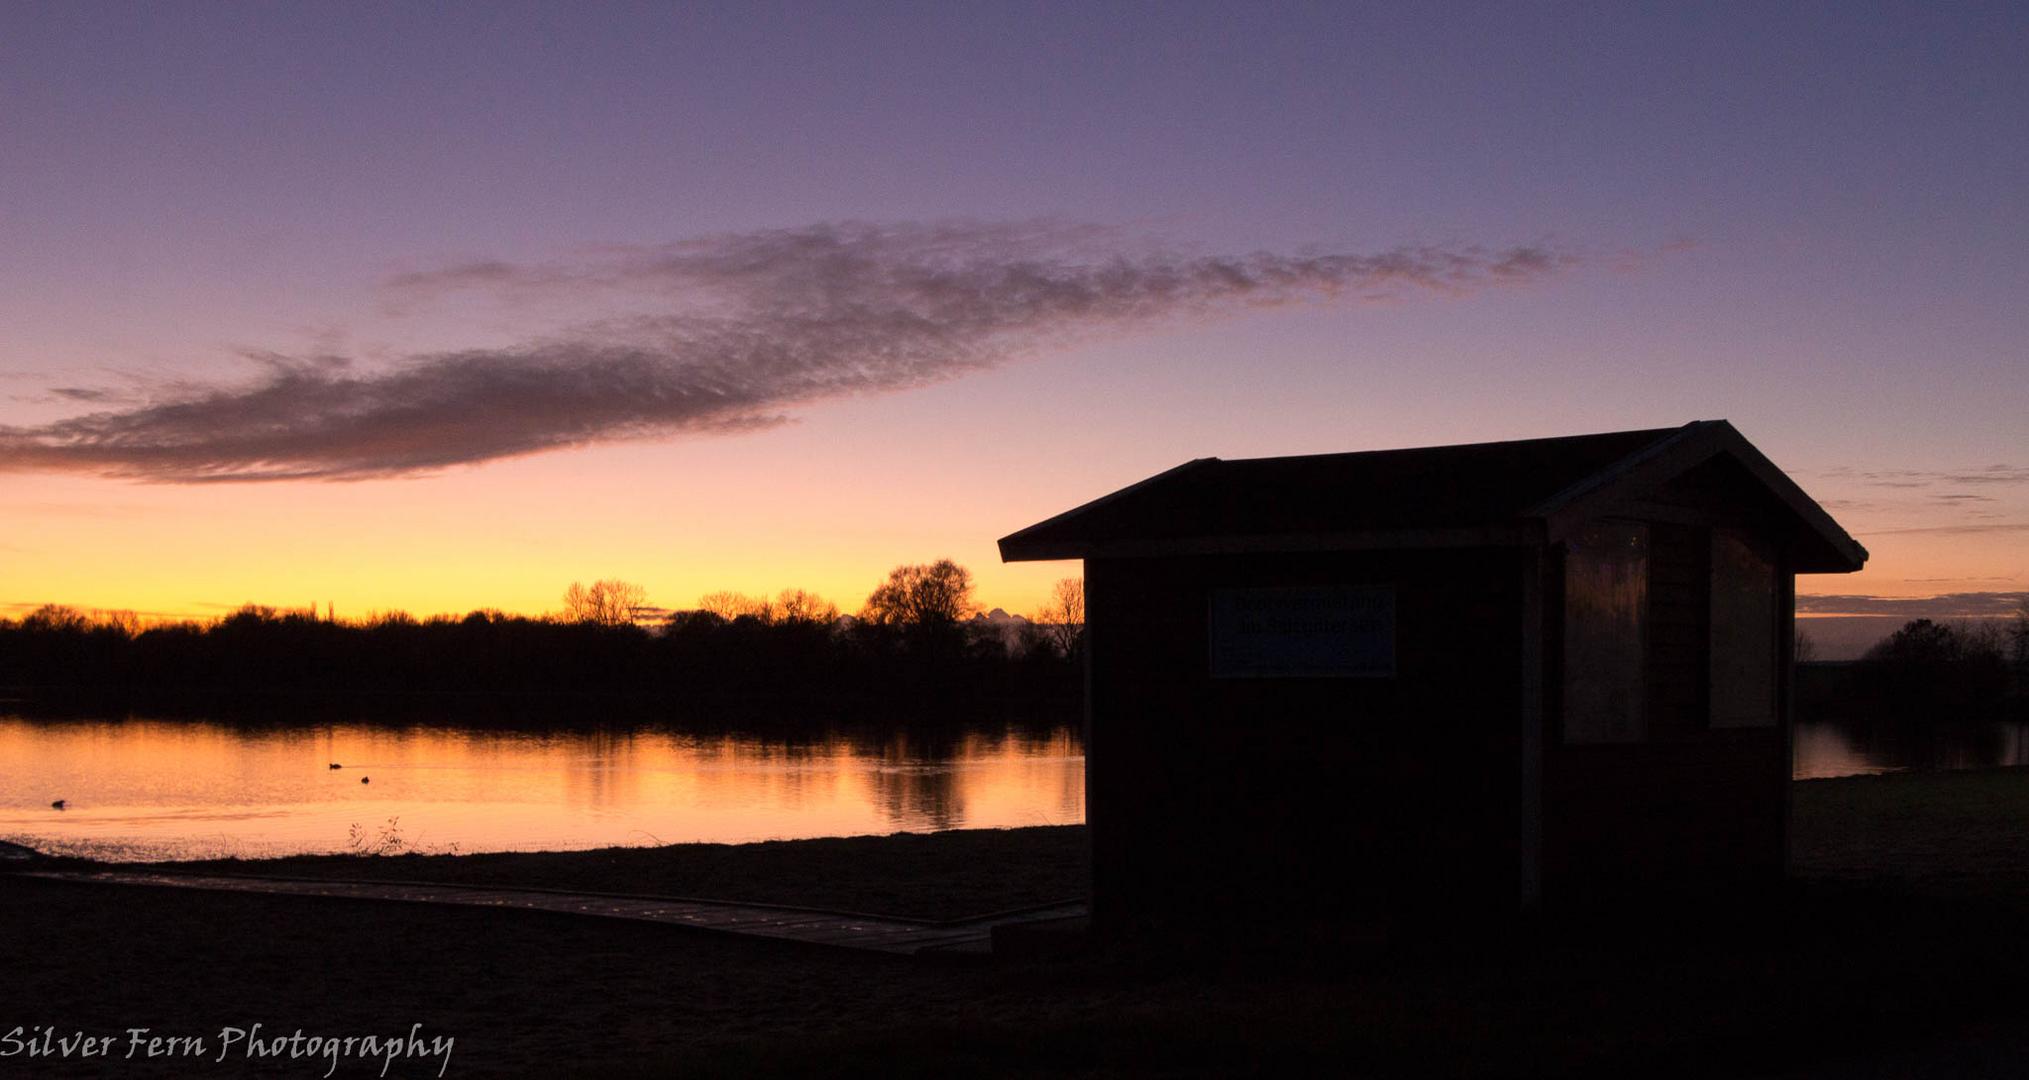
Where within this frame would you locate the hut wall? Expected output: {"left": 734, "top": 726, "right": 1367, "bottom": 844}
{"left": 1543, "top": 460, "right": 1795, "bottom": 904}
{"left": 1084, "top": 548, "right": 1528, "bottom": 939}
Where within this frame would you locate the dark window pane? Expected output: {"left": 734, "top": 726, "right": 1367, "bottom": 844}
{"left": 1710, "top": 530, "right": 1776, "bottom": 728}
{"left": 1564, "top": 521, "right": 1648, "bottom": 743}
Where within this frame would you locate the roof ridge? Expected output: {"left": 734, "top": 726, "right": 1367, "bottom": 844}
{"left": 1213, "top": 424, "right": 1683, "bottom": 467}
{"left": 1523, "top": 420, "right": 1714, "bottom": 517}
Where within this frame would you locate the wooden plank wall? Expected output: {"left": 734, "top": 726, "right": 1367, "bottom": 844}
{"left": 1086, "top": 548, "right": 1526, "bottom": 941}
{"left": 1543, "top": 460, "right": 1794, "bottom": 906}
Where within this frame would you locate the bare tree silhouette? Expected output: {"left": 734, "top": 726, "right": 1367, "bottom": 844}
{"left": 22, "top": 605, "right": 91, "bottom": 633}
{"left": 775, "top": 589, "right": 839, "bottom": 625}
{"left": 1036, "top": 577, "right": 1085, "bottom": 660}
{"left": 697, "top": 591, "right": 775, "bottom": 623}
{"left": 861, "top": 560, "right": 976, "bottom": 629}
{"left": 561, "top": 580, "right": 649, "bottom": 627}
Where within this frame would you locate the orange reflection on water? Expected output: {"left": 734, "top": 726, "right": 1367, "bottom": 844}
{"left": 0, "top": 717, "right": 1084, "bottom": 861}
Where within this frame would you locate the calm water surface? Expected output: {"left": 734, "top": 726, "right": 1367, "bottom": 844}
{"left": 7, "top": 714, "right": 2022, "bottom": 860}
{"left": 0, "top": 715, "right": 1084, "bottom": 861}
{"left": 1792, "top": 717, "right": 2029, "bottom": 779}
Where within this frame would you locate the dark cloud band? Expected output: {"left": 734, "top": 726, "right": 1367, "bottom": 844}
{"left": 0, "top": 221, "right": 1572, "bottom": 482}
{"left": 1796, "top": 591, "right": 2029, "bottom": 617}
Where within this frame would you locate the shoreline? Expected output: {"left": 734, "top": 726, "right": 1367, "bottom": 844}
{"left": 24, "top": 824, "right": 1093, "bottom": 923}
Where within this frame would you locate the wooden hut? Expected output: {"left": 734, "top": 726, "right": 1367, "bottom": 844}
{"left": 999, "top": 421, "right": 1865, "bottom": 939}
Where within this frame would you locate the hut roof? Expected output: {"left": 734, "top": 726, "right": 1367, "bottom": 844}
{"left": 998, "top": 420, "right": 1866, "bottom": 573}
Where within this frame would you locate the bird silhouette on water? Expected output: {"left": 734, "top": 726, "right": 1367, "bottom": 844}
{"left": 50, "top": 799, "right": 66, "bottom": 810}
{"left": 360, "top": 777, "right": 370, "bottom": 784}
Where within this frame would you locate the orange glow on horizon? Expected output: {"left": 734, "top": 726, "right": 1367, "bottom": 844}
{"left": 7, "top": 400, "right": 2017, "bottom": 629}
{"left": 2, "top": 442, "right": 1085, "bottom": 625}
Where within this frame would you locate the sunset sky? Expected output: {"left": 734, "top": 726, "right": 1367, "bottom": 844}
{"left": 3, "top": 3, "right": 2024, "bottom": 654}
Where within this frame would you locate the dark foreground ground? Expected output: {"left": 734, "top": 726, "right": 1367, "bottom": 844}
{"left": 119, "top": 826, "right": 1093, "bottom": 923}
{"left": 8, "top": 771, "right": 2029, "bottom": 1077}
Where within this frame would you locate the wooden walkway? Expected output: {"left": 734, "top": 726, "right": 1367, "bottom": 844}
{"left": 20, "top": 870, "right": 1085, "bottom": 957}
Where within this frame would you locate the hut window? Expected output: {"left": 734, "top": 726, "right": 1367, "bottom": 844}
{"left": 1710, "top": 530, "right": 1777, "bottom": 727}
{"left": 1208, "top": 585, "right": 1395, "bottom": 678}
{"left": 1564, "top": 521, "right": 1649, "bottom": 743}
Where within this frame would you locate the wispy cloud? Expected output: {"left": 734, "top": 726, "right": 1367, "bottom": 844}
{"left": 1859, "top": 522, "right": 2029, "bottom": 537}
{"left": 0, "top": 221, "right": 1573, "bottom": 482}
{"left": 1821, "top": 465, "right": 2029, "bottom": 489}
{"left": 1795, "top": 591, "right": 2029, "bottom": 617}
{"left": 48, "top": 387, "right": 121, "bottom": 403}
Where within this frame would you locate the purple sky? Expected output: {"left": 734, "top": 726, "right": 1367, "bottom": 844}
{"left": 2, "top": 2, "right": 2025, "bottom": 655}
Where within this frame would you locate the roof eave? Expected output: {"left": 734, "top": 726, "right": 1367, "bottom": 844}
{"left": 997, "top": 457, "right": 1219, "bottom": 563}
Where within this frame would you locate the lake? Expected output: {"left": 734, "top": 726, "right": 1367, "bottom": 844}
{"left": 0, "top": 714, "right": 1084, "bottom": 861}
{"left": 6, "top": 713, "right": 2024, "bottom": 861}
{"left": 1792, "top": 716, "right": 2029, "bottom": 779}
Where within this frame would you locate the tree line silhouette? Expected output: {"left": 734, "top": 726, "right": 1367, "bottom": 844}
{"left": 0, "top": 561, "right": 1086, "bottom": 712}
{"left": 1796, "top": 608, "right": 2029, "bottom": 724}
{"left": 16, "top": 565, "right": 2013, "bottom": 725}
{"left": 1850, "top": 614, "right": 2028, "bottom": 720}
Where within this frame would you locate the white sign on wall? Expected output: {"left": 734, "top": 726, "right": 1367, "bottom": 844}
{"left": 1208, "top": 585, "right": 1396, "bottom": 678}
